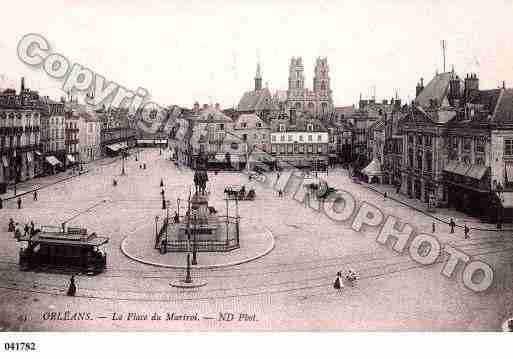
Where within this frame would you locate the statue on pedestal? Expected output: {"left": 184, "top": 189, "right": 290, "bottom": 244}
{"left": 193, "top": 170, "right": 209, "bottom": 195}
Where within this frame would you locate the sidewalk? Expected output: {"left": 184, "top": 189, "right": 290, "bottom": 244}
{"left": 0, "top": 155, "right": 122, "bottom": 201}
{"left": 356, "top": 178, "right": 513, "bottom": 232}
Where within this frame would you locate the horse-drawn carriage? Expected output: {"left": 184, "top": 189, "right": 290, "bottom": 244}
{"left": 224, "top": 185, "right": 256, "bottom": 201}
{"left": 304, "top": 181, "right": 337, "bottom": 200}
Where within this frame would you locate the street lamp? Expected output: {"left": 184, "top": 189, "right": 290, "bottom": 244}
{"left": 496, "top": 182, "right": 503, "bottom": 229}
{"left": 13, "top": 149, "right": 17, "bottom": 196}
{"left": 121, "top": 149, "right": 126, "bottom": 176}
{"left": 192, "top": 213, "right": 198, "bottom": 265}
{"left": 154, "top": 215, "right": 159, "bottom": 249}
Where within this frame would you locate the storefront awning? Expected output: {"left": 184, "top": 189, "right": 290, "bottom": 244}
{"left": 107, "top": 144, "right": 121, "bottom": 152}
{"left": 362, "top": 158, "right": 383, "bottom": 176}
{"left": 444, "top": 161, "right": 471, "bottom": 176}
{"left": 67, "top": 155, "right": 76, "bottom": 163}
{"left": 506, "top": 163, "right": 513, "bottom": 182}
{"left": 466, "top": 164, "right": 488, "bottom": 180}
{"left": 1, "top": 156, "right": 8, "bottom": 167}
{"left": 45, "top": 156, "right": 62, "bottom": 166}
{"left": 500, "top": 192, "right": 513, "bottom": 208}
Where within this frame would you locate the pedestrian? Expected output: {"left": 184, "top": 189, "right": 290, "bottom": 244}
{"left": 432, "top": 222, "right": 436, "bottom": 233}
{"left": 14, "top": 223, "right": 21, "bottom": 240}
{"left": 160, "top": 178, "right": 164, "bottom": 187}
{"left": 383, "top": 192, "right": 387, "bottom": 201}
{"left": 449, "top": 219, "right": 455, "bottom": 233}
{"left": 17, "top": 197, "right": 22, "bottom": 209}
{"left": 67, "top": 275, "right": 77, "bottom": 296}
{"left": 30, "top": 221, "right": 35, "bottom": 237}
{"left": 277, "top": 172, "right": 280, "bottom": 180}
{"left": 24, "top": 223, "right": 29, "bottom": 237}
{"left": 0, "top": 196, "right": 3, "bottom": 209}
{"left": 144, "top": 163, "right": 147, "bottom": 170}
{"left": 464, "top": 224, "right": 470, "bottom": 239}
{"left": 396, "top": 186, "right": 400, "bottom": 194}
{"left": 33, "top": 190, "right": 38, "bottom": 201}
{"left": 139, "top": 164, "right": 142, "bottom": 169}
{"left": 173, "top": 211, "right": 180, "bottom": 224}
{"left": 333, "top": 271, "right": 344, "bottom": 290}
{"left": 8, "top": 218, "right": 15, "bottom": 232}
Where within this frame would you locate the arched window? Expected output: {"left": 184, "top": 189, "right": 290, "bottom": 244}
{"left": 295, "top": 102, "right": 302, "bottom": 109}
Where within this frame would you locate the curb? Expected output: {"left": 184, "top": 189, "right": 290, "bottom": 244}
{"left": 357, "top": 181, "right": 513, "bottom": 233}
{"left": 2, "top": 170, "right": 90, "bottom": 201}
{"left": 120, "top": 224, "right": 275, "bottom": 269}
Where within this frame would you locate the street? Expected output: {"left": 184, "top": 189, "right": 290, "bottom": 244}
{"left": 0, "top": 148, "right": 512, "bottom": 331}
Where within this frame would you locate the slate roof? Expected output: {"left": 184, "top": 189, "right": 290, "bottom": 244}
{"left": 237, "top": 88, "right": 278, "bottom": 112}
{"left": 415, "top": 72, "right": 452, "bottom": 109}
{"left": 493, "top": 89, "right": 513, "bottom": 124}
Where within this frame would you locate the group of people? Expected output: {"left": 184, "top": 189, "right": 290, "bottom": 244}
{"left": 8, "top": 218, "right": 38, "bottom": 240}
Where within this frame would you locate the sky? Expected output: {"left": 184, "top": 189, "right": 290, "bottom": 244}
{"left": 1, "top": 0, "right": 512, "bottom": 108}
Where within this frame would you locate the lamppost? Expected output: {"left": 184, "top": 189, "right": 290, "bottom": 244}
{"left": 13, "top": 149, "right": 18, "bottom": 196}
{"left": 154, "top": 215, "right": 159, "bottom": 249}
{"left": 121, "top": 149, "right": 126, "bottom": 176}
{"left": 177, "top": 197, "right": 181, "bottom": 220}
{"left": 192, "top": 213, "right": 198, "bottom": 265}
{"left": 496, "top": 182, "right": 503, "bottom": 229}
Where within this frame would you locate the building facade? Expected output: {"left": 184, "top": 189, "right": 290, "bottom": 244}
{"left": 269, "top": 114, "right": 329, "bottom": 170}
{"left": 0, "top": 80, "right": 44, "bottom": 192}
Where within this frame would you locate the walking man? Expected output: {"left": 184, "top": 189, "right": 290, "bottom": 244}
{"left": 0, "top": 196, "right": 3, "bottom": 209}
{"left": 464, "top": 224, "right": 470, "bottom": 239}
{"left": 33, "top": 190, "right": 38, "bottom": 201}
{"left": 449, "top": 218, "right": 455, "bottom": 233}
{"left": 383, "top": 192, "right": 387, "bottom": 201}
{"left": 432, "top": 221, "right": 436, "bottom": 233}
{"left": 17, "top": 197, "right": 22, "bottom": 209}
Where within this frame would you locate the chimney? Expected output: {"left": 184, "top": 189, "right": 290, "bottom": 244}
{"left": 416, "top": 78, "right": 424, "bottom": 97}
{"left": 289, "top": 108, "right": 296, "bottom": 125}
{"left": 449, "top": 74, "right": 461, "bottom": 106}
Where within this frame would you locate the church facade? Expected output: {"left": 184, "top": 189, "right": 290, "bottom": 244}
{"left": 282, "top": 57, "right": 333, "bottom": 115}
{"left": 237, "top": 57, "right": 334, "bottom": 118}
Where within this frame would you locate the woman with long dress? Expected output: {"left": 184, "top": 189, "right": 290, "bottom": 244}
{"left": 67, "top": 275, "right": 77, "bottom": 296}
{"left": 333, "top": 271, "right": 344, "bottom": 290}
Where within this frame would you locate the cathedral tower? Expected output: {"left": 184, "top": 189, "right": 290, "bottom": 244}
{"left": 313, "top": 57, "right": 331, "bottom": 96}
{"left": 288, "top": 57, "right": 305, "bottom": 92}
{"left": 255, "top": 62, "right": 262, "bottom": 91}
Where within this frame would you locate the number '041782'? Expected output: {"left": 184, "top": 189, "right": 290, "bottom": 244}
{"left": 4, "top": 342, "right": 36, "bottom": 351}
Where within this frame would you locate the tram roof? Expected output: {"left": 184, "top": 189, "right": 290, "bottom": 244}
{"left": 27, "top": 233, "right": 109, "bottom": 247}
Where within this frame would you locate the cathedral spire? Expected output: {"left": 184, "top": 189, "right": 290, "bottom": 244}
{"left": 255, "top": 62, "right": 262, "bottom": 91}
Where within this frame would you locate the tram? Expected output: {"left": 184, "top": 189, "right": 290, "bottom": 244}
{"left": 19, "top": 226, "right": 109, "bottom": 275}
